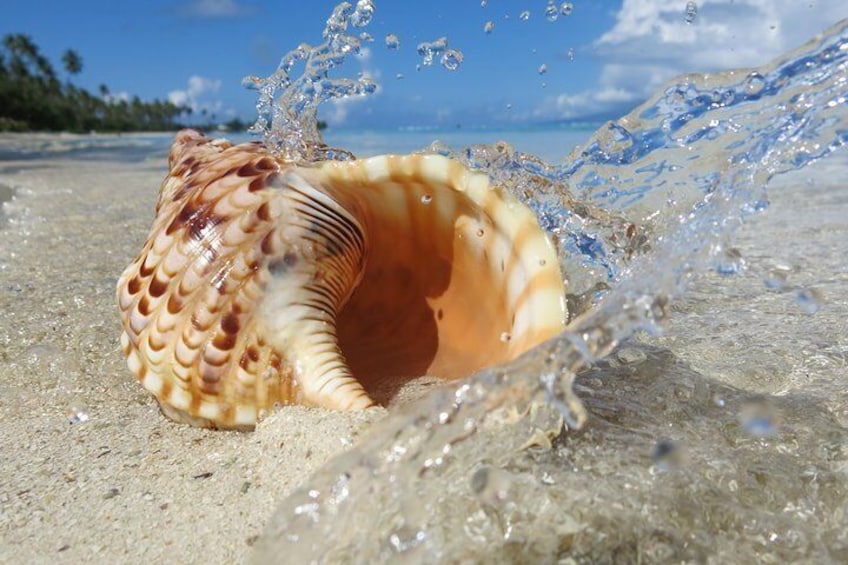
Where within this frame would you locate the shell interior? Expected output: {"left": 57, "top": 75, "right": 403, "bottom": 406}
{"left": 307, "top": 155, "right": 566, "bottom": 397}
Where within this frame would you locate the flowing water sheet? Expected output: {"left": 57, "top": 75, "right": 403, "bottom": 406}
{"left": 252, "top": 9, "right": 848, "bottom": 563}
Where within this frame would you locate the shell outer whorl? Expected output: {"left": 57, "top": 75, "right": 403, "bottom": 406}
{"left": 116, "top": 130, "right": 566, "bottom": 429}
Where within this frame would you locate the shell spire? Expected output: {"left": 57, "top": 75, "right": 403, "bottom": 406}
{"left": 117, "top": 130, "right": 566, "bottom": 429}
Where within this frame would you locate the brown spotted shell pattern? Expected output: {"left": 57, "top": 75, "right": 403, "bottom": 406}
{"left": 117, "top": 130, "right": 567, "bottom": 429}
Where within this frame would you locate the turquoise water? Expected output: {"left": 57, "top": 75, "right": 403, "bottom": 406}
{"left": 323, "top": 125, "right": 594, "bottom": 162}
{"left": 0, "top": 125, "right": 594, "bottom": 165}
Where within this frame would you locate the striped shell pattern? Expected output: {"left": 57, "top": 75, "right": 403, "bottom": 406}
{"left": 117, "top": 130, "right": 566, "bottom": 429}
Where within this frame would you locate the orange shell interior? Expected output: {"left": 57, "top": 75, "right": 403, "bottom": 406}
{"left": 311, "top": 157, "right": 566, "bottom": 400}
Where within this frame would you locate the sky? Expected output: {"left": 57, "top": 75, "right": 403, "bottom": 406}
{"left": 2, "top": 0, "right": 845, "bottom": 130}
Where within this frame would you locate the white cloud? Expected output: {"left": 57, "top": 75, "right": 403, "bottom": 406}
{"left": 595, "top": 0, "right": 839, "bottom": 69}
{"left": 168, "top": 75, "right": 223, "bottom": 115}
{"left": 323, "top": 95, "right": 359, "bottom": 126}
{"left": 536, "top": 0, "right": 844, "bottom": 120}
{"left": 180, "top": 0, "right": 251, "bottom": 18}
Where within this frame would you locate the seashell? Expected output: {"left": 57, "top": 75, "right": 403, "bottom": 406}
{"left": 117, "top": 130, "right": 566, "bottom": 429}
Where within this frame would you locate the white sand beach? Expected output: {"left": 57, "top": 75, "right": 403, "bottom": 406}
{"left": 0, "top": 140, "right": 394, "bottom": 563}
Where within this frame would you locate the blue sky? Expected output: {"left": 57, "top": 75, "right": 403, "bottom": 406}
{"left": 3, "top": 1, "right": 844, "bottom": 129}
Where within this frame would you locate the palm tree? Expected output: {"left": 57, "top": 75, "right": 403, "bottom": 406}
{"left": 3, "top": 34, "right": 39, "bottom": 78}
{"left": 61, "top": 49, "right": 83, "bottom": 81}
{"left": 1, "top": 33, "right": 194, "bottom": 132}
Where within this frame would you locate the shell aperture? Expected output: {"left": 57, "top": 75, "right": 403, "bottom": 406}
{"left": 117, "top": 130, "right": 566, "bottom": 429}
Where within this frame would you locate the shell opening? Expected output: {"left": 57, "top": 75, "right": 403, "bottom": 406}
{"left": 301, "top": 154, "right": 567, "bottom": 403}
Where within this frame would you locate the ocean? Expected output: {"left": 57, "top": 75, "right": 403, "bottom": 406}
{"left": 0, "top": 124, "right": 594, "bottom": 165}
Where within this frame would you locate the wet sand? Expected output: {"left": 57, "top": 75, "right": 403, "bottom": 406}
{"left": 1, "top": 134, "right": 846, "bottom": 563}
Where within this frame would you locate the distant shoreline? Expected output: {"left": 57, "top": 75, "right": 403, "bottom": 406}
{"left": 0, "top": 126, "right": 598, "bottom": 163}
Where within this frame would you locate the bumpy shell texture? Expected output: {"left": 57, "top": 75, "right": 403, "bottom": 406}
{"left": 117, "top": 130, "right": 566, "bottom": 429}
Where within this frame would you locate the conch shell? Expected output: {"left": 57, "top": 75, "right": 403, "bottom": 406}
{"left": 117, "top": 130, "right": 566, "bottom": 429}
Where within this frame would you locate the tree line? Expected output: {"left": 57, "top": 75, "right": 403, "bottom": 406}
{"left": 0, "top": 34, "right": 248, "bottom": 133}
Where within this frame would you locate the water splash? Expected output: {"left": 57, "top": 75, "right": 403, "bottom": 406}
{"left": 416, "top": 37, "right": 449, "bottom": 67}
{"left": 251, "top": 13, "right": 848, "bottom": 561}
{"left": 440, "top": 49, "right": 464, "bottom": 71}
{"left": 545, "top": 1, "right": 559, "bottom": 22}
{"left": 384, "top": 33, "right": 400, "bottom": 50}
{"left": 243, "top": 1, "right": 378, "bottom": 162}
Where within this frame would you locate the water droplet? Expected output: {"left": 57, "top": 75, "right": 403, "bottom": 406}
{"left": 385, "top": 33, "right": 400, "bottom": 50}
{"left": 506, "top": 103, "right": 513, "bottom": 110}
{"left": 395, "top": 73, "right": 404, "bottom": 80}
{"left": 421, "top": 194, "right": 432, "bottom": 204}
{"left": 684, "top": 1, "right": 698, "bottom": 24}
{"left": 541, "top": 82, "right": 547, "bottom": 88}
{"left": 519, "top": 10, "right": 530, "bottom": 21}
{"left": 567, "top": 48, "right": 575, "bottom": 61}
{"left": 538, "top": 63, "right": 548, "bottom": 75}
{"left": 539, "top": 258, "right": 547, "bottom": 266}
{"left": 484, "top": 21, "right": 495, "bottom": 34}
{"left": 476, "top": 228, "right": 485, "bottom": 237}
{"left": 480, "top": 0, "right": 487, "bottom": 7}
{"left": 350, "top": 0, "right": 375, "bottom": 27}
{"left": 417, "top": 37, "right": 448, "bottom": 67}
{"left": 499, "top": 332, "right": 511, "bottom": 342}
{"left": 545, "top": 1, "right": 559, "bottom": 22}
{"left": 795, "top": 287, "right": 823, "bottom": 314}
{"left": 440, "top": 49, "right": 464, "bottom": 71}
{"left": 67, "top": 402, "right": 90, "bottom": 425}
{"left": 359, "top": 31, "right": 373, "bottom": 42}
{"left": 560, "top": 2, "right": 574, "bottom": 16}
